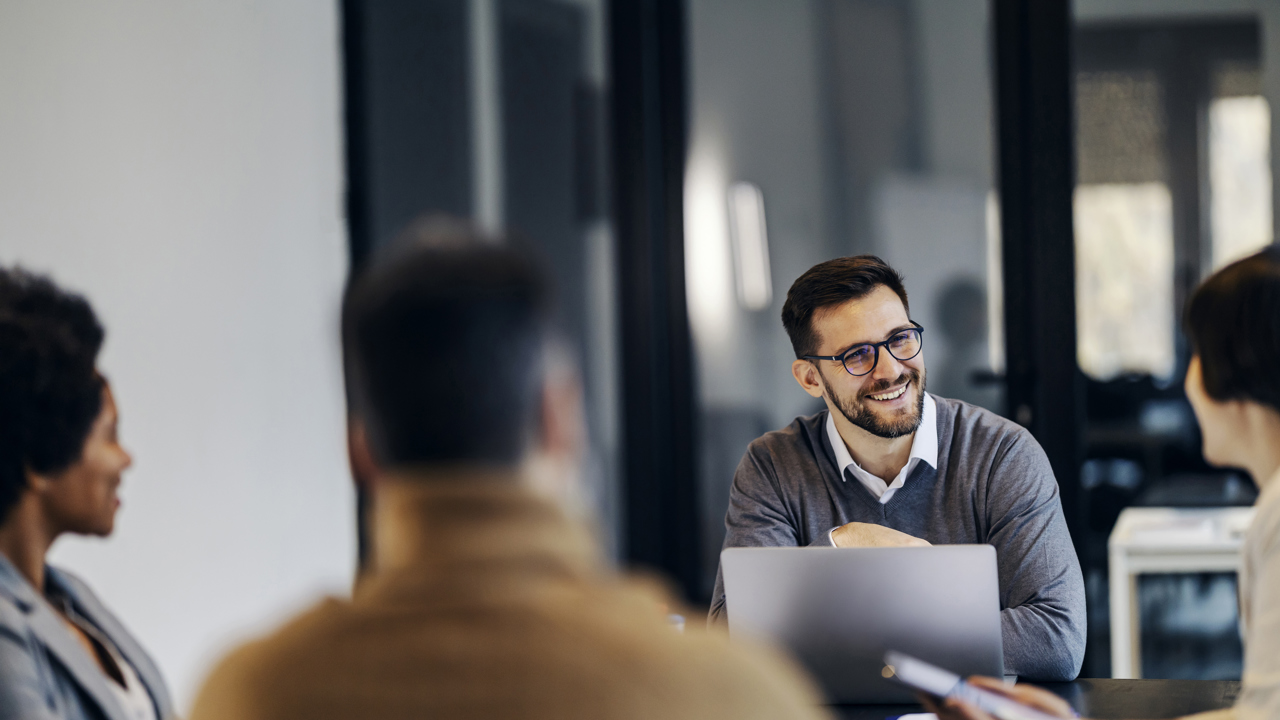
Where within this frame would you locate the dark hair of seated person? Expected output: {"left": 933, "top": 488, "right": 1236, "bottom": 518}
{"left": 341, "top": 218, "right": 553, "bottom": 469}
{"left": 0, "top": 269, "right": 105, "bottom": 523}
{"left": 781, "top": 254, "right": 910, "bottom": 358}
{"left": 1184, "top": 244, "right": 1280, "bottom": 412}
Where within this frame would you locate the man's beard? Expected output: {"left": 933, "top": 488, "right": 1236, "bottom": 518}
{"left": 822, "top": 367, "right": 927, "bottom": 439}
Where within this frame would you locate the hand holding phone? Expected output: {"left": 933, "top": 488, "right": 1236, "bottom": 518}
{"left": 883, "top": 652, "right": 1077, "bottom": 720}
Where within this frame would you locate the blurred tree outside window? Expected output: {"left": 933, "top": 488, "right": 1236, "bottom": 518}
{"left": 1074, "top": 182, "right": 1175, "bottom": 381}
{"left": 1074, "top": 70, "right": 1175, "bottom": 381}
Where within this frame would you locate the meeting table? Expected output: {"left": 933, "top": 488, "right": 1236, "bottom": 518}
{"left": 830, "top": 678, "right": 1240, "bottom": 719}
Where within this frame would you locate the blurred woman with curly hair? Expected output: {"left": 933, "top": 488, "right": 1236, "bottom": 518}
{"left": 0, "top": 268, "right": 172, "bottom": 720}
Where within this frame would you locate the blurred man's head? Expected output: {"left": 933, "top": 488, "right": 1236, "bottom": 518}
{"left": 341, "top": 219, "right": 578, "bottom": 484}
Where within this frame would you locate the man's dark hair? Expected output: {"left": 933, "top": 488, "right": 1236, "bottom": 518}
{"left": 781, "top": 255, "right": 910, "bottom": 358}
{"left": 0, "top": 268, "right": 105, "bottom": 522}
{"left": 1185, "top": 244, "right": 1280, "bottom": 412}
{"left": 341, "top": 219, "right": 553, "bottom": 468}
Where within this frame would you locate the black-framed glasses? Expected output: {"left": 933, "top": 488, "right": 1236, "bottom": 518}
{"left": 802, "top": 323, "right": 924, "bottom": 377}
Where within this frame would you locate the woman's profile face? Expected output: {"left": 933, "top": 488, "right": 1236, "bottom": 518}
{"left": 39, "top": 385, "right": 132, "bottom": 537}
{"left": 1185, "top": 355, "right": 1243, "bottom": 470}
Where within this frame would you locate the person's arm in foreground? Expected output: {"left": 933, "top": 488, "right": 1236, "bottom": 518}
{"left": 926, "top": 675, "right": 1237, "bottom": 720}
{"left": 984, "top": 431, "right": 1087, "bottom": 680}
{"left": 921, "top": 676, "right": 1077, "bottom": 720}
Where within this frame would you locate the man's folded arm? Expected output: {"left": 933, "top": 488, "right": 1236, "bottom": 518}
{"left": 985, "top": 431, "right": 1087, "bottom": 681}
{"left": 998, "top": 575, "right": 1086, "bottom": 681}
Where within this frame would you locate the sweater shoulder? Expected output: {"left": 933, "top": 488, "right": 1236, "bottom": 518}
{"left": 933, "top": 395, "right": 1032, "bottom": 450}
{"left": 745, "top": 411, "right": 827, "bottom": 459}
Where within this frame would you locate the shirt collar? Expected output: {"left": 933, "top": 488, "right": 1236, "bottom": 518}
{"left": 825, "top": 392, "right": 937, "bottom": 480}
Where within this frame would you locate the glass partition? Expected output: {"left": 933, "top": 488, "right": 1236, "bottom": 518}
{"left": 685, "top": 0, "right": 999, "bottom": 601}
{"left": 1073, "top": 0, "right": 1275, "bottom": 679}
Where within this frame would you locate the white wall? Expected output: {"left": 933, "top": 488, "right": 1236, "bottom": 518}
{"left": 0, "top": 1, "right": 354, "bottom": 712}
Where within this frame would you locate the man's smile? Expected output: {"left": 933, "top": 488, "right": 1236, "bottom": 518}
{"left": 866, "top": 383, "right": 909, "bottom": 402}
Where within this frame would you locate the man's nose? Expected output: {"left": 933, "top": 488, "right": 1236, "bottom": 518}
{"left": 871, "top": 348, "right": 905, "bottom": 381}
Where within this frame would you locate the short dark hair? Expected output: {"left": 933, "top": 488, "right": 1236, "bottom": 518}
{"left": 0, "top": 268, "right": 105, "bottom": 522}
{"left": 781, "top": 255, "right": 910, "bottom": 358}
{"left": 341, "top": 219, "right": 553, "bottom": 468}
{"left": 1185, "top": 244, "right": 1280, "bottom": 412}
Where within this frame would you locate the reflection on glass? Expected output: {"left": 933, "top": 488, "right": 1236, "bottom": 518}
{"left": 1210, "top": 95, "right": 1273, "bottom": 270}
{"left": 683, "top": 145, "right": 734, "bottom": 351}
{"left": 728, "top": 182, "right": 773, "bottom": 311}
{"left": 685, "top": 0, "right": 998, "bottom": 599}
{"left": 1074, "top": 183, "right": 1174, "bottom": 380}
{"left": 986, "top": 191, "right": 1004, "bottom": 377}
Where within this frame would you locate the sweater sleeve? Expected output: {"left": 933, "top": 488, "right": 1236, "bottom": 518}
{"left": 1236, "top": 483, "right": 1280, "bottom": 720}
{"left": 983, "top": 429, "right": 1087, "bottom": 681}
{"left": 709, "top": 443, "right": 831, "bottom": 625}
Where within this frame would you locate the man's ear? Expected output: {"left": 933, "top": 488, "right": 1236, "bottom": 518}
{"left": 347, "top": 417, "right": 381, "bottom": 490}
{"left": 792, "top": 358, "right": 826, "bottom": 399}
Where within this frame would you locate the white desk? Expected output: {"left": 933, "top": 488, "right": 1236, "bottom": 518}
{"left": 1107, "top": 506, "right": 1254, "bottom": 678}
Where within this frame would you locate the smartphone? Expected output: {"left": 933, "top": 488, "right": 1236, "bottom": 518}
{"left": 882, "top": 651, "right": 1070, "bottom": 720}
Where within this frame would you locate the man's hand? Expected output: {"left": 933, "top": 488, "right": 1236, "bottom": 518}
{"left": 920, "top": 676, "right": 1079, "bottom": 720}
{"left": 830, "top": 521, "right": 931, "bottom": 548}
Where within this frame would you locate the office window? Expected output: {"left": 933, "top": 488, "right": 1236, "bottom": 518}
{"left": 1072, "top": 14, "right": 1268, "bottom": 680}
{"left": 1074, "top": 70, "right": 1174, "bottom": 381}
{"left": 1074, "top": 182, "right": 1175, "bottom": 381}
{"left": 1210, "top": 95, "right": 1273, "bottom": 270}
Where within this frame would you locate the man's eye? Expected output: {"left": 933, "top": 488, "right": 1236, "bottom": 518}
{"left": 846, "top": 346, "right": 874, "bottom": 361}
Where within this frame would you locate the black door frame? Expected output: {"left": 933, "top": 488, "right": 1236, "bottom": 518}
{"left": 608, "top": 0, "right": 702, "bottom": 599}
{"left": 993, "top": 0, "right": 1085, "bottom": 555}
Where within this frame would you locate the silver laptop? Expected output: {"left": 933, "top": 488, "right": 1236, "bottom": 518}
{"left": 720, "top": 545, "right": 1003, "bottom": 704}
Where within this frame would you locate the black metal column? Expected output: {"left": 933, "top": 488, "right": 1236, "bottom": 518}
{"left": 994, "top": 0, "right": 1086, "bottom": 551}
{"left": 609, "top": 0, "right": 701, "bottom": 599}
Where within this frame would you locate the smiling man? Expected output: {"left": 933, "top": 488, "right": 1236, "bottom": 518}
{"left": 708, "top": 255, "right": 1086, "bottom": 682}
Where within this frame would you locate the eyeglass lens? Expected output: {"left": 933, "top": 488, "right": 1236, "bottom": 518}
{"left": 843, "top": 329, "right": 922, "bottom": 376}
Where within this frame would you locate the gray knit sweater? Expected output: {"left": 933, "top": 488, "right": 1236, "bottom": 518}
{"left": 709, "top": 395, "right": 1086, "bottom": 681}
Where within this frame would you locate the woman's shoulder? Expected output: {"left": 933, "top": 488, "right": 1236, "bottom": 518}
{"left": 43, "top": 564, "right": 176, "bottom": 716}
{"left": 0, "top": 558, "right": 38, "bottom": 632}
{"left": 44, "top": 564, "right": 94, "bottom": 598}
{"left": 44, "top": 565, "right": 116, "bottom": 627}
{"left": 0, "top": 589, "right": 26, "bottom": 636}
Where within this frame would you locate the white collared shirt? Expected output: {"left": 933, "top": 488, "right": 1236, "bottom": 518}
{"left": 824, "top": 392, "right": 937, "bottom": 504}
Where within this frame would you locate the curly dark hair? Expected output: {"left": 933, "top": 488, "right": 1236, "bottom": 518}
{"left": 1185, "top": 245, "right": 1280, "bottom": 412}
{"left": 0, "top": 268, "right": 105, "bottom": 522}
